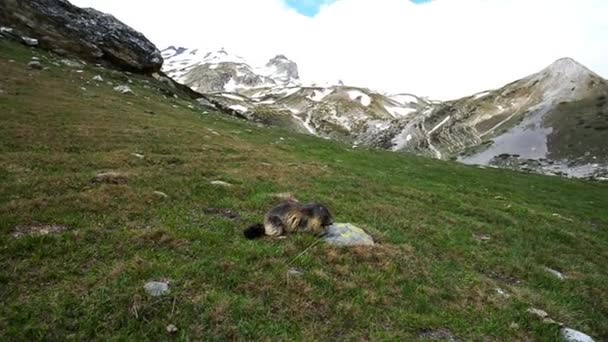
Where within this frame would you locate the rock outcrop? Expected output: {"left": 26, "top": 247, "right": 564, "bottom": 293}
{"left": 0, "top": 0, "right": 162, "bottom": 73}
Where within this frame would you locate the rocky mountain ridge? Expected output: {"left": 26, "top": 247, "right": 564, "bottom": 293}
{"left": 165, "top": 47, "right": 607, "bottom": 179}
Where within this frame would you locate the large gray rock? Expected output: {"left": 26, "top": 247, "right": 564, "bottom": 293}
{"left": 0, "top": 0, "right": 162, "bottom": 73}
{"left": 323, "top": 223, "right": 375, "bottom": 247}
{"left": 561, "top": 328, "right": 595, "bottom": 342}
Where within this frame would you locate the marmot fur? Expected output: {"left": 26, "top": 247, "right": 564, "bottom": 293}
{"left": 244, "top": 201, "right": 333, "bottom": 239}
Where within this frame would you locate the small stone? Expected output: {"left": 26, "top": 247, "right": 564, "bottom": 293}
{"left": 22, "top": 36, "right": 38, "bottom": 46}
{"left": 153, "top": 191, "right": 169, "bottom": 199}
{"left": 93, "top": 171, "right": 128, "bottom": 184}
{"left": 561, "top": 328, "right": 595, "bottom": 342}
{"left": 527, "top": 308, "right": 549, "bottom": 319}
{"left": 211, "top": 131, "right": 220, "bottom": 136}
{"left": 542, "top": 318, "right": 563, "bottom": 326}
{"left": 60, "top": 59, "right": 84, "bottom": 68}
{"left": 544, "top": 267, "right": 567, "bottom": 280}
{"left": 27, "top": 61, "right": 42, "bottom": 70}
{"left": 131, "top": 152, "right": 145, "bottom": 159}
{"left": 495, "top": 288, "right": 510, "bottom": 298}
{"left": 211, "top": 180, "right": 233, "bottom": 187}
{"left": 31, "top": 56, "right": 40, "bottom": 61}
{"left": 113, "top": 85, "right": 134, "bottom": 95}
{"left": 166, "top": 324, "right": 178, "bottom": 334}
{"left": 53, "top": 48, "right": 68, "bottom": 56}
{"left": 474, "top": 234, "right": 492, "bottom": 242}
{"left": 287, "top": 268, "right": 304, "bottom": 277}
{"left": 144, "top": 281, "right": 170, "bottom": 297}
{"left": 509, "top": 322, "right": 519, "bottom": 330}
{"left": 92, "top": 75, "right": 104, "bottom": 82}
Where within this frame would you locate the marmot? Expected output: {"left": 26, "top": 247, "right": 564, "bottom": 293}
{"left": 244, "top": 201, "right": 333, "bottom": 239}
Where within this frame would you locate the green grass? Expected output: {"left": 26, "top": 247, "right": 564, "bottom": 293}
{"left": 1, "top": 40, "right": 607, "bottom": 341}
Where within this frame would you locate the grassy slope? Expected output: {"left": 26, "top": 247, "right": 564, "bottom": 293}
{"left": 1, "top": 41, "right": 607, "bottom": 341}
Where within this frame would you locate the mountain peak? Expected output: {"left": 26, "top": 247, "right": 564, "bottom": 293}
{"left": 544, "top": 57, "right": 595, "bottom": 79}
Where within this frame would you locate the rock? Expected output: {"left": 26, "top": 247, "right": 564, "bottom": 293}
{"left": 153, "top": 191, "right": 169, "bottom": 199}
{"left": 527, "top": 308, "right": 549, "bottom": 319}
{"left": 474, "top": 233, "right": 492, "bottom": 242}
{"left": 495, "top": 288, "right": 510, "bottom": 298}
{"left": 92, "top": 75, "right": 104, "bottom": 82}
{"left": 93, "top": 171, "right": 127, "bottom": 184}
{"left": 60, "top": 59, "right": 84, "bottom": 69}
{"left": 21, "top": 36, "right": 38, "bottom": 46}
{"left": 27, "top": 61, "right": 43, "bottom": 70}
{"left": 509, "top": 322, "right": 520, "bottom": 330}
{"left": 152, "top": 72, "right": 176, "bottom": 89}
{"left": 287, "top": 268, "right": 304, "bottom": 277}
{"left": 0, "top": 0, "right": 162, "bottom": 73}
{"left": 323, "top": 223, "right": 375, "bottom": 247}
{"left": 166, "top": 324, "right": 178, "bottom": 334}
{"left": 143, "top": 281, "right": 170, "bottom": 297}
{"left": 542, "top": 318, "right": 563, "bottom": 326}
{"left": 131, "top": 152, "right": 144, "bottom": 159}
{"left": 210, "top": 180, "right": 233, "bottom": 187}
{"left": 12, "top": 224, "right": 67, "bottom": 238}
{"left": 53, "top": 48, "right": 68, "bottom": 56}
{"left": 544, "top": 267, "right": 567, "bottom": 280}
{"left": 114, "top": 85, "right": 134, "bottom": 95}
{"left": 561, "top": 328, "right": 595, "bottom": 342}
{"left": 31, "top": 56, "right": 40, "bottom": 61}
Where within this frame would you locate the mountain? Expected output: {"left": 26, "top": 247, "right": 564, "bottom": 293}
{"left": 164, "top": 47, "right": 606, "bottom": 179}
{"left": 365, "top": 58, "right": 608, "bottom": 178}
{"left": 161, "top": 47, "right": 299, "bottom": 93}
{"left": 161, "top": 46, "right": 431, "bottom": 142}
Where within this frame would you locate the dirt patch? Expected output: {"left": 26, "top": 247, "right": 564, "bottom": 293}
{"left": 12, "top": 224, "right": 68, "bottom": 238}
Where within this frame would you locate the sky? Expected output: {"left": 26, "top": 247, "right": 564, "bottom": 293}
{"left": 71, "top": 0, "right": 608, "bottom": 100}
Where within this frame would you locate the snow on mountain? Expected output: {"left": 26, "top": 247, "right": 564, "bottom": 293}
{"left": 162, "top": 47, "right": 607, "bottom": 178}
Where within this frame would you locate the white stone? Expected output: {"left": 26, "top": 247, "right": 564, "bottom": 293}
{"left": 144, "top": 281, "right": 170, "bottom": 297}
{"left": 561, "top": 328, "right": 595, "bottom": 342}
{"left": 22, "top": 36, "right": 38, "bottom": 46}
{"left": 92, "top": 75, "right": 104, "bottom": 82}
{"left": 545, "top": 267, "right": 567, "bottom": 280}
{"left": 211, "top": 180, "right": 233, "bottom": 187}
{"left": 113, "top": 85, "right": 134, "bottom": 95}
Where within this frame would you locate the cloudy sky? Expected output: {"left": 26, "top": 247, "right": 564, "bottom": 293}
{"left": 71, "top": 0, "right": 607, "bottom": 100}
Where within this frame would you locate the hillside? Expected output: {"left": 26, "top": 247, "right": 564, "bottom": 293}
{"left": 1, "top": 39, "right": 607, "bottom": 340}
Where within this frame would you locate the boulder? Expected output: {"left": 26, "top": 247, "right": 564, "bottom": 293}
{"left": 323, "top": 223, "right": 375, "bottom": 247}
{"left": 561, "top": 328, "right": 595, "bottom": 342}
{"left": 0, "top": 0, "right": 162, "bottom": 73}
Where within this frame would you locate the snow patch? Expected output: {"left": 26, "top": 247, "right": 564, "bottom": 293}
{"left": 221, "top": 93, "right": 245, "bottom": 101}
{"left": 384, "top": 105, "right": 417, "bottom": 118}
{"left": 348, "top": 90, "right": 372, "bottom": 106}
{"left": 391, "top": 130, "right": 413, "bottom": 151}
{"left": 309, "top": 88, "right": 334, "bottom": 102}
{"left": 474, "top": 91, "right": 490, "bottom": 99}
{"left": 429, "top": 116, "right": 451, "bottom": 135}
{"left": 390, "top": 94, "right": 418, "bottom": 105}
{"left": 229, "top": 105, "right": 248, "bottom": 113}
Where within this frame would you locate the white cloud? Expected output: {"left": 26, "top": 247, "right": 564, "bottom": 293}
{"left": 71, "top": 0, "right": 608, "bottom": 100}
